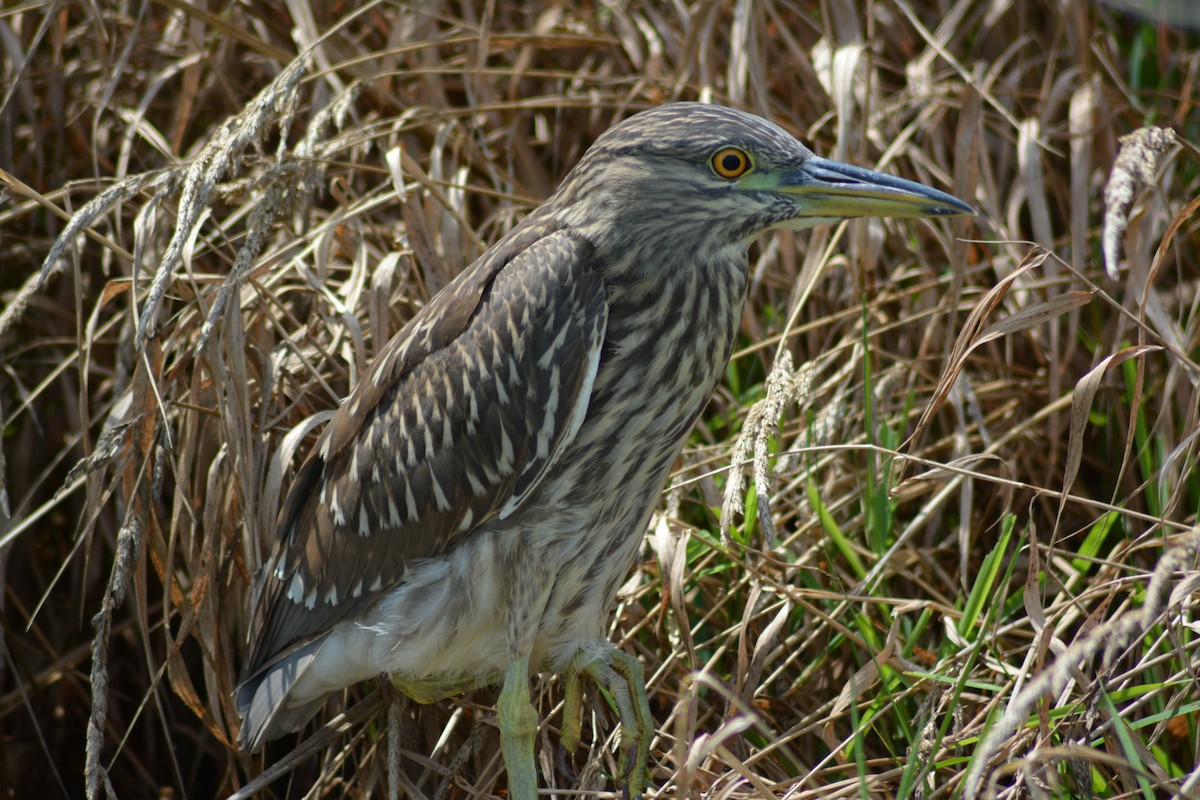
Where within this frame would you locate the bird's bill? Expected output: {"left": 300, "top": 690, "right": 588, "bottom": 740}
{"left": 777, "top": 155, "right": 974, "bottom": 219}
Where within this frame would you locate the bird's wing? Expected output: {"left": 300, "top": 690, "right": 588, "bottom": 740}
{"left": 242, "top": 227, "right": 607, "bottom": 678}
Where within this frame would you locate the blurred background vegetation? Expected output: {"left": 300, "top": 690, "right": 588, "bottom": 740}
{"left": 1, "top": 1, "right": 1197, "bottom": 798}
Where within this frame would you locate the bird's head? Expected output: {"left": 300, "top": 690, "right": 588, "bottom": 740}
{"left": 548, "top": 103, "right": 972, "bottom": 266}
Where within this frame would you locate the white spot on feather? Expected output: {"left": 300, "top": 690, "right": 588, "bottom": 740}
{"left": 430, "top": 474, "right": 451, "bottom": 511}
{"left": 405, "top": 481, "right": 419, "bottom": 522}
{"left": 538, "top": 326, "right": 570, "bottom": 369}
{"left": 498, "top": 423, "right": 514, "bottom": 472}
{"left": 465, "top": 467, "right": 485, "bottom": 495}
{"left": 547, "top": 366, "right": 561, "bottom": 413}
{"left": 414, "top": 400, "right": 434, "bottom": 461}
{"left": 500, "top": 493, "right": 520, "bottom": 519}
{"left": 287, "top": 573, "right": 305, "bottom": 603}
{"left": 466, "top": 374, "right": 479, "bottom": 425}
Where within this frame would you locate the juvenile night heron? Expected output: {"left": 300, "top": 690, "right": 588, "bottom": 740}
{"left": 237, "top": 103, "right": 972, "bottom": 796}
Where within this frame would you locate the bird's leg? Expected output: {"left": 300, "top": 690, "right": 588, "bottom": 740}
{"left": 497, "top": 654, "right": 539, "bottom": 800}
{"left": 561, "top": 648, "right": 653, "bottom": 799}
{"left": 560, "top": 652, "right": 586, "bottom": 755}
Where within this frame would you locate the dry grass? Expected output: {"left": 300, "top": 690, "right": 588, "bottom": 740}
{"left": 2, "top": 1, "right": 1198, "bottom": 799}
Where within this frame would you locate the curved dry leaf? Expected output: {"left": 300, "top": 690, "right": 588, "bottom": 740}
{"left": 1057, "top": 344, "right": 1162, "bottom": 526}
{"left": 259, "top": 410, "right": 337, "bottom": 546}
{"left": 906, "top": 250, "right": 1048, "bottom": 449}
{"left": 744, "top": 598, "right": 792, "bottom": 701}
{"left": 975, "top": 290, "right": 1095, "bottom": 348}
{"left": 369, "top": 251, "right": 406, "bottom": 357}
{"left": 1143, "top": 192, "right": 1200, "bottom": 357}
{"left": 1019, "top": 118, "right": 1053, "bottom": 250}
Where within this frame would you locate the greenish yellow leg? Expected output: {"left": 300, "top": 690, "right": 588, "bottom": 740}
{"left": 498, "top": 655, "right": 539, "bottom": 800}
{"left": 561, "top": 653, "right": 586, "bottom": 755}
{"left": 560, "top": 649, "right": 653, "bottom": 798}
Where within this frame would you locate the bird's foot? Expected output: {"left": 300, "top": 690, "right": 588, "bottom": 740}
{"left": 561, "top": 648, "right": 653, "bottom": 799}
{"left": 390, "top": 673, "right": 481, "bottom": 704}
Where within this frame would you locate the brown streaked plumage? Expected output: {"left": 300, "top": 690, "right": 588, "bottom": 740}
{"left": 237, "top": 102, "right": 972, "bottom": 798}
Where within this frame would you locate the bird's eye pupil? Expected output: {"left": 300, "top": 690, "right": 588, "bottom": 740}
{"left": 712, "top": 148, "right": 750, "bottom": 178}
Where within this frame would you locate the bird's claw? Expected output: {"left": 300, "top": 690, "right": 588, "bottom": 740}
{"left": 562, "top": 648, "right": 653, "bottom": 798}
{"left": 556, "top": 742, "right": 578, "bottom": 784}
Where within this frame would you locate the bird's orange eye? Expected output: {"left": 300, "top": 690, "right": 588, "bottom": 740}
{"left": 711, "top": 147, "right": 751, "bottom": 179}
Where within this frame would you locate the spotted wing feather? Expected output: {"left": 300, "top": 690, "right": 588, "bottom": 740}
{"left": 241, "top": 227, "right": 607, "bottom": 684}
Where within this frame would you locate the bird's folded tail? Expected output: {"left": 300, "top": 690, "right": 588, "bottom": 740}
{"left": 235, "top": 636, "right": 325, "bottom": 752}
